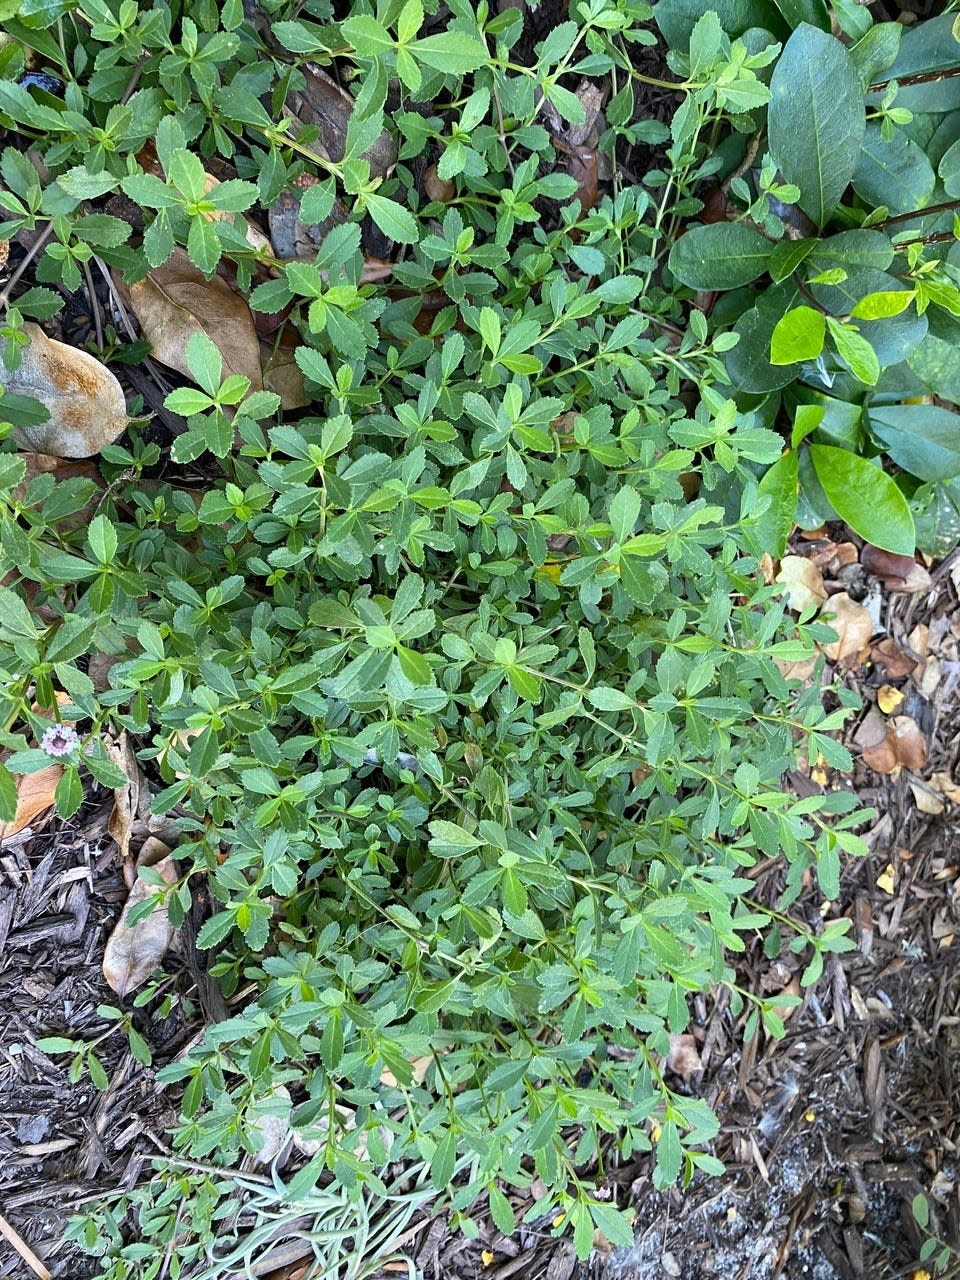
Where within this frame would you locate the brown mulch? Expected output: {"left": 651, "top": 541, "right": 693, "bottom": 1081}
{"left": 0, "top": 798, "right": 185, "bottom": 1279}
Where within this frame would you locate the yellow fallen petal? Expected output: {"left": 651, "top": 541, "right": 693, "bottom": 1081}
{"left": 877, "top": 863, "right": 896, "bottom": 895}
{"left": 877, "top": 684, "right": 904, "bottom": 714}
{"left": 481, "top": 1251, "right": 494, "bottom": 1266}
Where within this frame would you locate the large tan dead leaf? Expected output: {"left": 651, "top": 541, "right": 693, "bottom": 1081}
{"left": 0, "top": 764, "right": 62, "bottom": 840}
{"left": 115, "top": 248, "right": 262, "bottom": 391}
{"left": 2, "top": 324, "right": 129, "bottom": 457}
{"left": 102, "top": 838, "right": 176, "bottom": 996}
{"left": 861, "top": 715, "right": 927, "bottom": 775}
{"left": 104, "top": 732, "right": 150, "bottom": 864}
{"left": 776, "top": 555, "right": 827, "bottom": 613}
{"left": 860, "top": 545, "right": 933, "bottom": 593}
{"left": 909, "top": 778, "right": 944, "bottom": 815}
{"left": 820, "top": 592, "right": 874, "bottom": 662}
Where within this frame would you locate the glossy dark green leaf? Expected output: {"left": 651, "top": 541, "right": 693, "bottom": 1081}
{"left": 870, "top": 404, "right": 960, "bottom": 482}
{"left": 668, "top": 223, "right": 772, "bottom": 290}
{"left": 768, "top": 25, "right": 865, "bottom": 227}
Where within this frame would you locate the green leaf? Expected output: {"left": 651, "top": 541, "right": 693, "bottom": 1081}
{"left": 908, "top": 333, "right": 960, "bottom": 404}
{"left": 870, "top": 404, "right": 960, "bottom": 482}
{"left": 184, "top": 330, "right": 223, "bottom": 397}
{"left": 847, "top": 22, "right": 901, "bottom": 89}
{"left": 36, "top": 1036, "right": 78, "bottom": 1054}
{"left": 58, "top": 165, "right": 119, "bottom": 199}
{"left": 342, "top": 14, "right": 394, "bottom": 55}
{"left": 430, "top": 1128, "right": 457, "bottom": 1189}
{"left": 755, "top": 451, "right": 799, "bottom": 556}
{"left": 167, "top": 149, "right": 207, "bottom": 203}
{"left": 364, "top": 193, "right": 418, "bottom": 245}
{"left": 767, "top": 25, "right": 865, "bottom": 227}
{"left": 809, "top": 444, "right": 915, "bottom": 554}
{"left": 852, "top": 123, "right": 935, "bottom": 216}
{"left": 773, "top": 0, "right": 829, "bottom": 33}
{"left": 587, "top": 686, "right": 635, "bottom": 712}
{"left": 668, "top": 223, "right": 772, "bottom": 290}
{"left": 825, "top": 317, "right": 880, "bottom": 386}
{"left": 654, "top": 0, "right": 786, "bottom": 47}
{"left": 770, "top": 306, "right": 825, "bottom": 364}
{"left": 409, "top": 31, "right": 489, "bottom": 74}
{"left": 608, "top": 485, "right": 642, "bottom": 542}
{"left": 88, "top": 514, "right": 118, "bottom": 564}
{"left": 0, "top": 761, "right": 16, "bottom": 823}
{"left": 55, "top": 765, "right": 84, "bottom": 820}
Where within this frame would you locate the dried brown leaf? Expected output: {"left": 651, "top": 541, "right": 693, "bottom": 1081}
{"left": 102, "top": 839, "right": 176, "bottom": 996}
{"left": 115, "top": 247, "right": 262, "bottom": 391}
{"left": 820, "top": 592, "right": 873, "bottom": 662}
{"left": 776, "top": 555, "right": 827, "bottom": 613}
{"left": 105, "top": 732, "right": 149, "bottom": 864}
{"left": 3, "top": 324, "right": 129, "bottom": 457}
{"left": 870, "top": 637, "right": 918, "bottom": 678}
{"left": 861, "top": 714, "right": 926, "bottom": 774}
{"left": 909, "top": 778, "right": 944, "bottom": 815}
{"left": 286, "top": 65, "right": 396, "bottom": 178}
{"left": 931, "top": 771, "right": 960, "bottom": 804}
{"left": 423, "top": 164, "right": 455, "bottom": 203}
{"left": 665, "top": 1033, "right": 702, "bottom": 1077}
{"left": 0, "top": 764, "right": 62, "bottom": 840}
{"left": 860, "top": 544, "right": 933, "bottom": 593}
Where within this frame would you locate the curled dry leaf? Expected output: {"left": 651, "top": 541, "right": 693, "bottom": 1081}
{"left": 931, "top": 771, "right": 960, "bottom": 805}
{"left": 776, "top": 555, "right": 827, "bottom": 613}
{"left": 909, "top": 778, "right": 944, "bottom": 816}
{"left": 665, "top": 1033, "right": 702, "bottom": 1077}
{"left": 820, "top": 592, "right": 874, "bottom": 663}
{"left": 860, "top": 545, "right": 933, "bottom": 593}
{"left": 2, "top": 323, "right": 129, "bottom": 458}
{"left": 102, "top": 838, "right": 177, "bottom": 997}
{"left": 104, "top": 731, "right": 150, "bottom": 865}
{"left": 870, "top": 637, "right": 917, "bottom": 678}
{"left": 114, "top": 247, "right": 262, "bottom": 391}
{"left": 423, "top": 164, "right": 455, "bottom": 204}
{"left": 860, "top": 714, "right": 927, "bottom": 775}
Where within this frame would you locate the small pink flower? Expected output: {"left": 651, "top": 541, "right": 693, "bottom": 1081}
{"left": 41, "top": 724, "right": 80, "bottom": 758}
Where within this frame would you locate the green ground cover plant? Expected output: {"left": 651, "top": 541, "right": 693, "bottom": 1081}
{"left": 2, "top": 0, "right": 948, "bottom": 1272}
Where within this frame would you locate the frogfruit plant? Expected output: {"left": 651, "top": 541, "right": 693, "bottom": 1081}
{"left": 0, "top": 0, "right": 874, "bottom": 1271}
